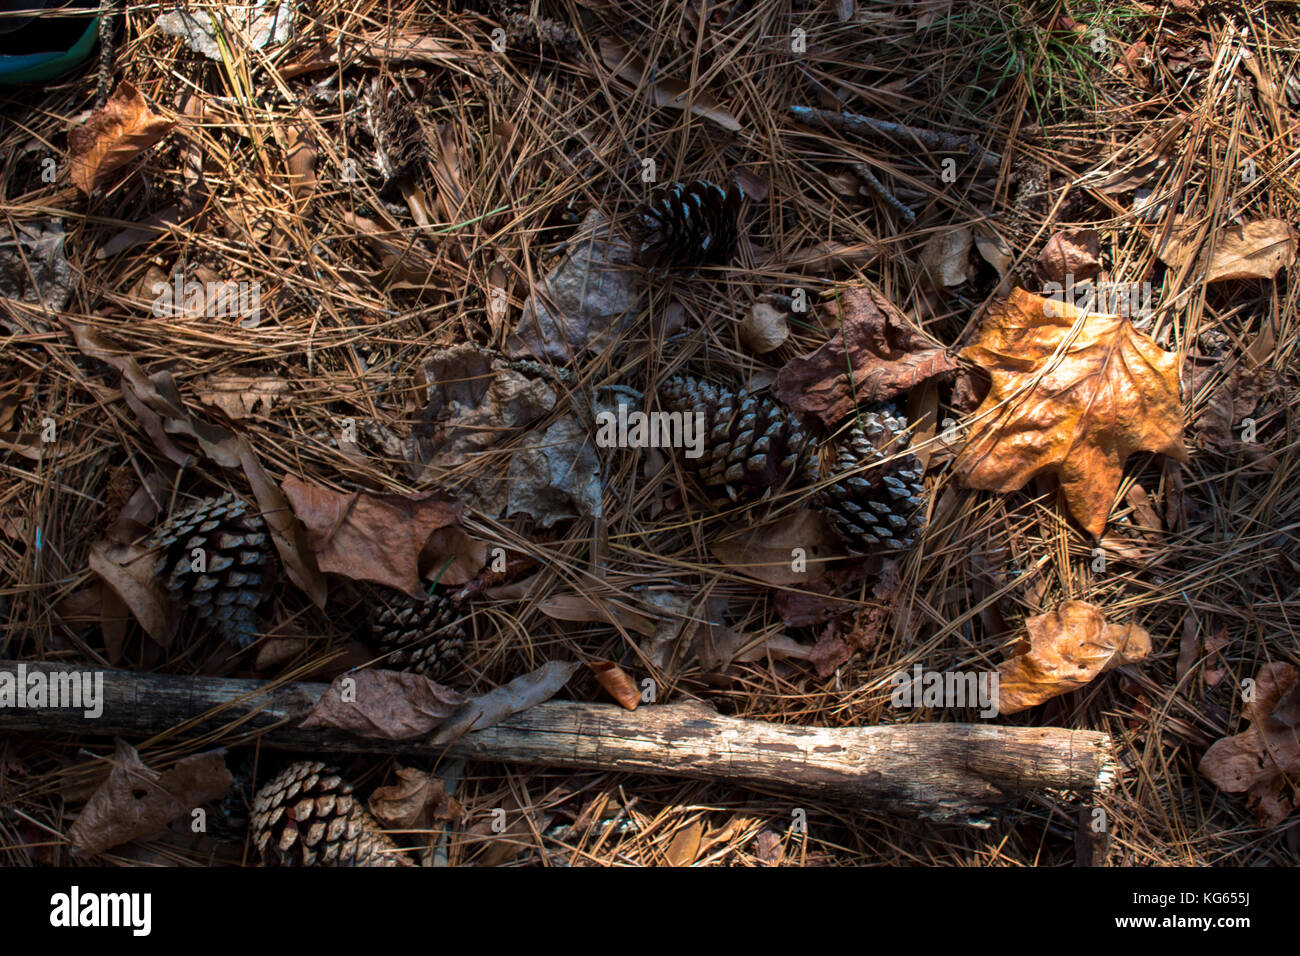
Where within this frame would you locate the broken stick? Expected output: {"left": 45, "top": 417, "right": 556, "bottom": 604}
{"left": 0, "top": 662, "right": 1114, "bottom": 826}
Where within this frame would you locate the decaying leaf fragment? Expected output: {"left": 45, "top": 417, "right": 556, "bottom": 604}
{"left": 68, "top": 82, "right": 175, "bottom": 196}
{"left": 997, "top": 600, "right": 1152, "bottom": 715}
{"left": 955, "top": 288, "right": 1186, "bottom": 537}
{"left": 1199, "top": 663, "right": 1300, "bottom": 826}
{"left": 68, "top": 741, "right": 232, "bottom": 856}
{"left": 774, "top": 284, "right": 958, "bottom": 426}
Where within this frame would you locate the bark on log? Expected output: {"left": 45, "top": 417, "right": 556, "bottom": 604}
{"left": 0, "top": 662, "right": 1114, "bottom": 825}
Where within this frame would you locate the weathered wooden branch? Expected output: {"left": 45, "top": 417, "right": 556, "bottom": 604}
{"left": 0, "top": 662, "right": 1114, "bottom": 826}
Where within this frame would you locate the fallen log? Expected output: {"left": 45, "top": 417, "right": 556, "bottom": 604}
{"left": 0, "top": 661, "right": 1114, "bottom": 826}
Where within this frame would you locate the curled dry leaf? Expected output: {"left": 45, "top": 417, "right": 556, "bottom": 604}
{"left": 68, "top": 81, "right": 175, "bottom": 196}
{"left": 599, "top": 37, "right": 740, "bottom": 132}
{"left": 590, "top": 661, "right": 640, "bottom": 710}
{"left": 741, "top": 301, "right": 790, "bottom": 353}
{"left": 281, "top": 477, "right": 470, "bottom": 597}
{"left": 774, "top": 284, "right": 958, "bottom": 426}
{"left": 1159, "top": 219, "right": 1297, "bottom": 283}
{"left": 1199, "top": 663, "right": 1300, "bottom": 826}
{"left": 429, "top": 660, "right": 580, "bottom": 745}
{"left": 299, "top": 669, "right": 468, "bottom": 740}
{"left": 997, "top": 600, "right": 1152, "bottom": 715}
{"left": 955, "top": 288, "right": 1186, "bottom": 538}
{"left": 68, "top": 741, "right": 232, "bottom": 856}
{"left": 1036, "top": 228, "right": 1100, "bottom": 284}
{"left": 368, "top": 766, "right": 462, "bottom": 829}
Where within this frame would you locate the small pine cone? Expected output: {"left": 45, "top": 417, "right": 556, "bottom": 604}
{"left": 251, "top": 762, "right": 412, "bottom": 867}
{"left": 505, "top": 10, "right": 580, "bottom": 56}
{"left": 371, "top": 589, "right": 467, "bottom": 682}
{"left": 818, "top": 403, "right": 928, "bottom": 552}
{"left": 149, "top": 492, "right": 273, "bottom": 648}
{"left": 658, "top": 375, "right": 816, "bottom": 505}
{"left": 634, "top": 180, "right": 743, "bottom": 269}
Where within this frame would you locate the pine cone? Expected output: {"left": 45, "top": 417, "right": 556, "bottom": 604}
{"left": 371, "top": 589, "right": 467, "bottom": 682}
{"left": 818, "top": 403, "right": 927, "bottom": 551}
{"left": 149, "top": 492, "right": 273, "bottom": 648}
{"left": 250, "top": 761, "right": 412, "bottom": 867}
{"left": 635, "top": 180, "right": 743, "bottom": 269}
{"left": 658, "top": 375, "right": 816, "bottom": 505}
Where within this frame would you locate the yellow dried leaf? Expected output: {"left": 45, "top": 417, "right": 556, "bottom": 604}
{"left": 955, "top": 288, "right": 1186, "bottom": 537}
{"left": 998, "top": 600, "right": 1152, "bottom": 715}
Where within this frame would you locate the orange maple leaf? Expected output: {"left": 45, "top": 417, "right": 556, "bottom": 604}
{"left": 955, "top": 288, "right": 1186, "bottom": 537}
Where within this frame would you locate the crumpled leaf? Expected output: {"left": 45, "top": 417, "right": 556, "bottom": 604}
{"left": 955, "top": 288, "right": 1187, "bottom": 538}
{"left": 774, "top": 284, "right": 958, "bottom": 426}
{"left": 997, "top": 600, "right": 1152, "bottom": 715}
{"left": 1196, "top": 363, "right": 1276, "bottom": 456}
{"left": 1159, "top": 214, "right": 1300, "bottom": 278}
{"left": 194, "top": 373, "right": 287, "bottom": 420}
{"left": 506, "top": 209, "right": 639, "bottom": 362}
{"left": 368, "top": 766, "right": 462, "bottom": 829}
{"left": 740, "top": 301, "right": 790, "bottom": 353}
{"left": 281, "top": 477, "right": 468, "bottom": 597}
{"left": 407, "top": 343, "right": 557, "bottom": 512}
{"left": 65, "top": 320, "right": 327, "bottom": 607}
{"left": 1159, "top": 218, "right": 1297, "bottom": 283}
{"left": 1036, "top": 228, "right": 1100, "bottom": 284}
{"left": 343, "top": 212, "right": 437, "bottom": 282}
{"left": 284, "top": 125, "right": 317, "bottom": 204}
{"left": 590, "top": 661, "right": 640, "bottom": 710}
{"left": 507, "top": 415, "right": 602, "bottom": 527}
{"left": 68, "top": 81, "right": 175, "bottom": 196}
{"left": 300, "top": 669, "right": 468, "bottom": 740}
{"left": 1199, "top": 663, "right": 1300, "bottom": 826}
{"left": 0, "top": 219, "right": 74, "bottom": 326}
{"left": 429, "top": 660, "right": 581, "bottom": 745}
{"left": 710, "top": 510, "right": 839, "bottom": 585}
{"left": 156, "top": 3, "right": 294, "bottom": 60}
{"left": 919, "top": 226, "right": 973, "bottom": 287}
{"left": 88, "top": 540, "right": 175, "bottom": 647}
{"left": 599, "top": 37, "right": 740, "bottom": 132}
{"left": 1079, "top": 115, "right": 1188, "bottom": 194}
{"left": 68, "top": 741, "right": 232, "bottom": 856}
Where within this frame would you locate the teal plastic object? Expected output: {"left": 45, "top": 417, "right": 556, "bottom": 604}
{"left": 0, "top": 13, "right": 99, "bottom": 86}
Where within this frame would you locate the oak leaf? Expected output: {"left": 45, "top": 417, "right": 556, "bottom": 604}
{"left": 998, "top": 600, "right": 1152, "bottom": 715}
{"left": 955, "top": 288, "right": 1186, "bottom": 537}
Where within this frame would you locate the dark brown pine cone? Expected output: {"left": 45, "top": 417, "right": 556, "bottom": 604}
{"left": 818, "top": 403, "right": 928, "bottom": 552}
{"left": 148, "top": 492, "right": 273, "bottom": 648}
{"left": 250, "top": 761, "right": 412, "bottom": 867}
{"left": 658, "top": 375, "right": 816, "bottom": 505}
{"left": 371, "top": 588, "right": 468, "bottom": 683}
{"left": 634, "top": 179, "right": 744, "bottom": 269}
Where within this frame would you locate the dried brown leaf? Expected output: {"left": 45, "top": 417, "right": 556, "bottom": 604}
{"left": 299, "top": 669, "right": 468, "bottom": 740}
{"left": 741, "top": 301, "right": 790, "bottom": 353}
{"left": 68, "top": 82, "right": 175, "bottom": 195}
{"left": 774, "top": 284, "right": 958, "bottom": 425}
{"left": 590, "top": 661, "right": 640, "bottom": 710}
{"left": 997, "top": 600, "right": 1152, "bottom": 715}
{"left": 281, "top": 477, "right": 464, "bottom": 597}
{"left": 429, "top": 660, "right": 580, "bottom": 745}
{"left": 88, "top": 540, "right": 175, "bottom": 647}
{"left": 599, "top": 38, "right": 740, "bottom": 132}
{"left": 68, "top": 742, "right": 232, "bottom": 856}
{"left": 955, "top": 288, "right": 1186, "bottom": 538}
{"left": 368, "top": 766, "right": 462, "bottom": 829}
{"left": 1200, "top": 663, "right": 1300, "bottom": 825}
{"left": 710, "top": 510, "right": 839, "bottom": 585}
{"left": 1159, "top": 219, "right": 1298, "bottom": 283}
